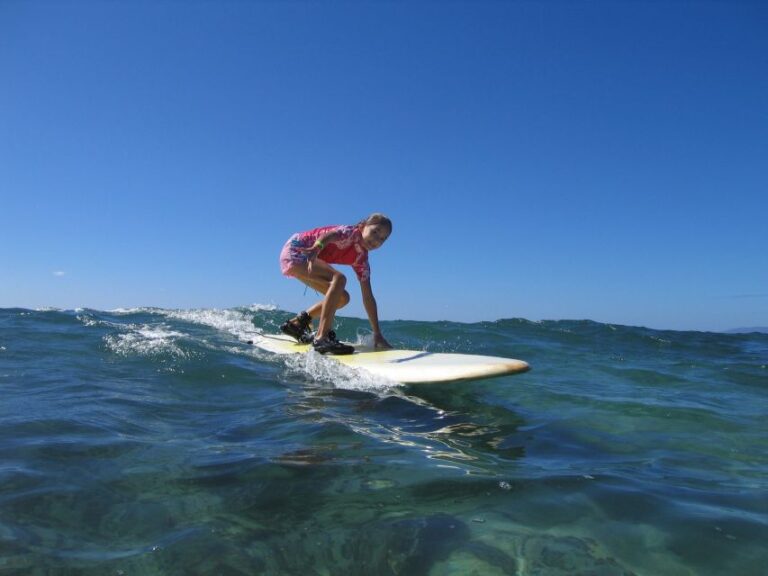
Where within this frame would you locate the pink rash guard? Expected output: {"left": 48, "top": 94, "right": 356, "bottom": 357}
{"left": 279, "top": 225, "right": 370, "bottom": 282}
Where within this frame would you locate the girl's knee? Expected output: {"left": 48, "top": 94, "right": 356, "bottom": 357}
{"left": 339, "top": 290, "right": 350, "bottom": 308}
{"left": 332, "top": 271, "right": 347, "bottom": 288}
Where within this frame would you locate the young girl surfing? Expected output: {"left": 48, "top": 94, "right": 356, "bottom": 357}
{"left": 278, "top": 213, "right": 393, "bottom": 355}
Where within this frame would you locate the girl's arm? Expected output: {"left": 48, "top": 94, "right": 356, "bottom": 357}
{"left": 360, "top": 278, "right": 392, "bottom": 349}
{"left": 297, "top": 230, "right": 341, "bottom": 255}
{"left": 297, "top": 230, "right": 341, "bottom": 273}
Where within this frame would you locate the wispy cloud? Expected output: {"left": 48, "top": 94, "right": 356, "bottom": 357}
{"left": 52, "top": 270, "right": 66, "bottom": 277}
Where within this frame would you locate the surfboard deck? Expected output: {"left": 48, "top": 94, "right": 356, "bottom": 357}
{"left": 252, "top": 333, "right": 530, "bottom": 384}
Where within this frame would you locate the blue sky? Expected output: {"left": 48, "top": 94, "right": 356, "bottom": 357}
{"left": 1, "top": 1, "right": 766, "bottom": 332}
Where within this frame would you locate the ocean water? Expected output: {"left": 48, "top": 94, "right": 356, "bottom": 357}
{"left": 0, "top": 307, "right": 766, "bottom": 576}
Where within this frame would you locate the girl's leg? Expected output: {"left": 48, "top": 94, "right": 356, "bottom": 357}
{"left": 287, "top": 260, "right": 350, "bottom": 339}
{"left": 315, "top": 269, "right": 345, "bottom": 339}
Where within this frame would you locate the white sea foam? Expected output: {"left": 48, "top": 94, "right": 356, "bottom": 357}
{"left": 109, "top": 307, "right": 144, "bottom": 315}
{"left": 245, "top": 303, "right": 277, "bottom": 312}
{"left": 78, "top": 311, "right": 138, "bottom": 329}
{"left": 283, "top": 351, "right": 399, "bottom": 393}
{"left": 109, "top": 307, "right": 164, "bottom": 315}
{"left": 104, "top": 325, "right": 189, "bottom": 358}
{"left": 165, "top": 307, "right": 263, "bottom": 344}
{"left": 102, "top": 304, "right": 396, "bottom": 392}
{"left": 77, "top": 314, "right": 101, "bottom": 327}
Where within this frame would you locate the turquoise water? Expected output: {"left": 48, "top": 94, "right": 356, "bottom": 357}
{"left": 1, "top": 307, "right": 766, "bottom": 575}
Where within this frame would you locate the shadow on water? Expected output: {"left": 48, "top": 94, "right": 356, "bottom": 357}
{"left": 124, "top": 385, "right": 531, "bottom": 575}
{"left": 292, "top": 381, "right": 530, "bottom": 474}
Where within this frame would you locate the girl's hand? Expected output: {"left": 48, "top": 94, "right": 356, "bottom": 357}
{"left": 374, "top": 333, "right": 393, "bottom": 350}
{"left": 296, "top": 245, "right": 321, "bottom": 273}
{"left": 296, "top": 245, "right": 320, "bottom": 257}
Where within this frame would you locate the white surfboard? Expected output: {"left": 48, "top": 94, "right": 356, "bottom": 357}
{"left": 253, "top": 333, "right": 530, "bottom": 384}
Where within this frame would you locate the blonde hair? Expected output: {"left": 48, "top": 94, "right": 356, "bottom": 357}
{"left": 358, "top": 213, "right": 392, "bottom": 233}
